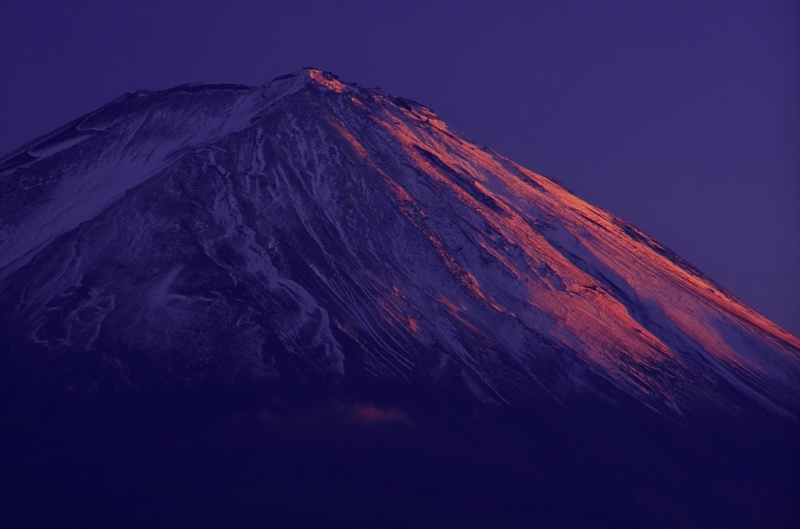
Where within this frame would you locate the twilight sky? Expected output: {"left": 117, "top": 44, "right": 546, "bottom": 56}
{"left": 1, "top": 1, "right": 797, "bottom": 336}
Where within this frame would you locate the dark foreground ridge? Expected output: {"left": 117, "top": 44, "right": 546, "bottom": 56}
{"left": 1, "top": 68, "right": 799, "bottom": 527}
{"left": 3, "top": 385, "right": 799, "bottom": 529}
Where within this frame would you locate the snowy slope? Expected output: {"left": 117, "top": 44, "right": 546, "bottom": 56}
{"left": 1, "top": 68, "right": 798, "bottom": 420}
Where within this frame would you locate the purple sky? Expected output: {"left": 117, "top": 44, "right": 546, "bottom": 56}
{"left": 1, "top": 1, "right": 797, "bottom": 336}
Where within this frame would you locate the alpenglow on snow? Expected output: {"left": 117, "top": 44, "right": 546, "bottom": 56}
{"left": 1, "top": 68, "right": 798, "bottom": 420}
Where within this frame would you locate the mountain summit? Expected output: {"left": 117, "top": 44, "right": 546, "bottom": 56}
{"left": 1, "top": 68, "right": 798, "bottom": 420}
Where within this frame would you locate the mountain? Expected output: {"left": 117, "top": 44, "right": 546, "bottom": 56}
{"left": 1, "top": 68, "right": 799, "bottom": 528}
{"left": 2, "top": 67, "right": 797, "bottom": 417}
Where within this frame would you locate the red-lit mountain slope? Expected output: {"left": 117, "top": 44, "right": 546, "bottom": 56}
{"left": 1, "top": 69, "right": 798, "bottom": 420}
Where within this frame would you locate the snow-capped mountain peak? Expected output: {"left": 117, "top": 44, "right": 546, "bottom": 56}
{"left": 1, "top": 69, "right": 798, "bottom": 422}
